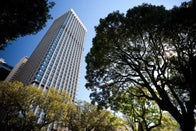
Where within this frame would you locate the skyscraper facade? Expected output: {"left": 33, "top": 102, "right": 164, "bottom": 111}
{"left": 0, "top": 59, "right": 13, "bottom": 80}
{"left": 13, "top": 9, "right": 87, "bottom": 102}
{"left": 5, "top": 57, "right": 28, "bottom": 81}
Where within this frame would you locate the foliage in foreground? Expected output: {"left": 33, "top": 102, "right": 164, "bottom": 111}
{"left": 64, "top": 101, "right": 127, "bottom": 131}
{"left": 85, "top": 1, "right": 196, "bottom": 131}
{"left": 0, "top": 81, "right": 70, "bottom": 130}
{"left": 0, "top": 81, "right": 126, "bottom": 131}
{"left": 114, "top": 88, "right": 178, "bottom": 131}
{"left": 0, "top": 0, "right": 55, "bottom": 49}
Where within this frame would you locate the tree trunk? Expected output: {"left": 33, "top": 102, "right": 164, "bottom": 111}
{"left": 192, "top": 0, "right": 196, "bottom": 7}
{"left": 158, "top": 99, "right": 195, "bottom": 131}
{"left": 138, "top": 122, "right": 144, "bottom": 131}
{"left": 179, "top": 112, "right": 195, "bottom": 131}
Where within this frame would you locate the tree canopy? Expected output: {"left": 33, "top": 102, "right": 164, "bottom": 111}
{"left": 0, "top": 0, "right": 55, "bottom": 49}
{"left": 114, "top": 88, "right": 178, "bottom": 131}
{"left": 0, "top": 81, "right": 127, "bottom": 130}
{"left": 0, "top": 81, "right": 70, "bottom": 130}
{"left": 85, "top": 2, "right": 196, "bottom": 131}
{"left": 64, "top": 100, "right": 127, "bottom": 131}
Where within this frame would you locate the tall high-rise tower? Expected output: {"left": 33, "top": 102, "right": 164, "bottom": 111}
{"left": 12, "top": 9, "right": 87, "bottom": 101}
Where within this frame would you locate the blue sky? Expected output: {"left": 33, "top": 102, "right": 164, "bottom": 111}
{"left": 0, "top": 0, "right": 188, "bottom": 102}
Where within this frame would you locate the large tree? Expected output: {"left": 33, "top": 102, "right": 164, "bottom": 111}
{"left": 0, "top": 81, "right": 70, "bottom": 130}
{"left": 85, "top": 2, "right": 196, "bottom": 131}
{"left": 0, "top": 0, "right": 55, "bottom": 49}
